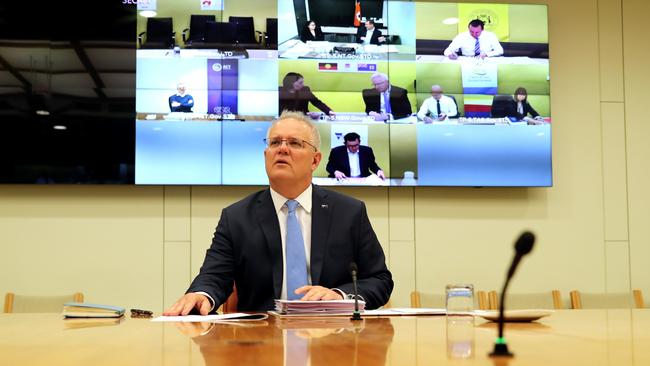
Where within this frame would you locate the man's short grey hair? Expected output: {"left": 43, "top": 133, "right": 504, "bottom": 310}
{"left": 267, "top": 111, "right": 321, "bottom": 151}
{"left": 371, "top": 72, "right": 388, "bottom": 82}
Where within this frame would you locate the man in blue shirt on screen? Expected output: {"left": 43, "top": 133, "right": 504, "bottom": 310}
{"left": 163, "top": 111, "right": 393, "bottom": 314}
{"left": 168, "top": 82, "right": 194, "bottom": 112}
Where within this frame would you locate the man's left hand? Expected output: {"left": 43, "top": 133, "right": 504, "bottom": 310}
{"left": 377, "top": 170, "right": 386, "bottom": 180}
{"left": 295, "top": 286, "right": 343, "bottom": 301}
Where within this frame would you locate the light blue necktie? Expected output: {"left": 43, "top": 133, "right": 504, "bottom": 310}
{"left": 286, "top": 200, "right": 308, "bottom": 300}
{"left": 384, "top": 91, "right": 392, "bottom": 115}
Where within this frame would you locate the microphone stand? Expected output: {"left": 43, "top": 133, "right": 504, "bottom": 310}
{"left": 490, "top": 274, "right": 514, "bottom": 357}
{"left": 350, "top": 264, "right": 362, "bottom": 321}
{"left": 490, "top": 231, "right": 534, "bottom": 358}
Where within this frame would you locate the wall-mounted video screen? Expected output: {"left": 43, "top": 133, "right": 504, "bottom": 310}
{"left": 135, "top": 0, "right": 552, "bottom": 187}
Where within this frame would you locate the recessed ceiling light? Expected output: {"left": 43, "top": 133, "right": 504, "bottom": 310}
{"left": 53, "top": 125, "right": 67, "bottom": 130}
{"left": 443, "top": 17, "right": 459, "bottom": 25}
{"left": 139, "top": 10, "right": 157, "bottom": 18}
{"left": 36, "top": 110, "right": 50, "bottom": 116}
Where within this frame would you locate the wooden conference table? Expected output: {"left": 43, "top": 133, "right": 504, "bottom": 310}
{"left": 1, "top": 309, "right": 648, "bottom": 366}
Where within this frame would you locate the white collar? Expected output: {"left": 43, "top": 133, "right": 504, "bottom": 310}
{"left": 269, "top": 185, "right": 312, "bottom": 214}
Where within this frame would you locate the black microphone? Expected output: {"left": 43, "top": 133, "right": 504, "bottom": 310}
{"left": 490, "top": 231, "right": 535, "bottom": 358}
{"left": 349, "top": 262, "right": 362, "bottom": 321}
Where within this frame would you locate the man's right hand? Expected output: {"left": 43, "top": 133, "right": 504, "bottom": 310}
{"left": 423, "top": 116, "right": 434, "bottom": 124}
{"left": 448, "top": 52, "right": 458, "bottom": 60}
{"left": 163, "top": 293, "right": 211, "bottom": 316}
{"left": 334, "top": 171, "right": 347, "bottom": 180}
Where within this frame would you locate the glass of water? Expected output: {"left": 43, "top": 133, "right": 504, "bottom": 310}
{"left": 445, "top": 284, "right": 474, "bottom": 316}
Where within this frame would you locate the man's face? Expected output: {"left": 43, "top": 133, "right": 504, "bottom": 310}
{"left": 365, "top": 21, "right": 374, "bottom": 30}
{"left": 177, "top": 84, "right": 186, "bottom": 94}
{"left": 469, "top": 25, "right": 483, "bottom": 39}
{"left": 431, "top": 87, "right": 443, "bottom": 100}
{"left": 345, "top": 139, "right": 360, "bottom": 154}
{"left": 372, "top": 76, "right": 389, "bottom": 93}
{"left": 264, "top": 118, "right": 321, "bottom": 185}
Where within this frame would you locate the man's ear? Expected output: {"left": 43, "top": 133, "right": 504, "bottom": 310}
{"left": 312, "top": 151, "right": 322, "bottom": 171}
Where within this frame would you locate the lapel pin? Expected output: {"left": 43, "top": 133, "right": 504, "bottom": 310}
{"left": 321, "top": 204, "right": 328, "bottom": 209}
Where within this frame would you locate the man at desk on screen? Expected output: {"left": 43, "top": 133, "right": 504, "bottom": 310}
{"left": 163, "top": 111, "right": 393, "bottom": 315}
{"left": 168, "top": 82, "right": 194, "bottom": 113}
{"left": 444, "top": 19, "right": 503, "bottom": 60}
{"left": 356, "top": 20, "right": 386, "bottom": 45}
{"left": 326, "top": 132, "right": 385, "bottom": 181}
{"left": 362, "top": 73, "right": 412, "bottom": 121}
{"left": 417, "top": 85, "right": 458, "bottom": 122}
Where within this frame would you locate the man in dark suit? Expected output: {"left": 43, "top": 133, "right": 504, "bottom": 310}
{"left": 362, "top": 73, "right": 412, "bottom": 120}
{"left": 163, "top": 111, "right": 392, "bottom": 314}
{"left": 326, "top": 132, "right": 385, "bottom": 180}
{"left": 356, "top": 20, "right": 386, "bottom": 45}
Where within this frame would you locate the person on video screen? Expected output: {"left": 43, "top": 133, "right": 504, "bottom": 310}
{"left": 301, "top": 20, "right": 325, "bottom": 42}
{"left": 444, "top": 19, "right": 503, "bottom": 59}
{"left": 417, "top": 85, "right": 458, "bottom": 122}
{"left": 362, "top": 73, "right": 412, "bottom": 121}
{"left": 326, "top": 132, "right": 385, "bottom": 180}
{"left": 162, "top": 112, "right": 393, "bottom": 314}
{"left": 507, "top": 87, "right": 544, "bottom": 122}
{"left": 279, "top": 72, "right": 335, "bottom": 120}
{"left": 168, "top": 82, "right": 194, "bottom": 113}
{"left": 356, "top": 20, "right": 386, "bottom": 45}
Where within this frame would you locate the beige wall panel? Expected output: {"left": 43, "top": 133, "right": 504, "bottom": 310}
{"left": 389, "top": 188, "right": 415, "bottom": 242}
{"left": 164, "top": 186, "right": 191, "bottom": 242}
{"left": 388, "top": 241, "right": 415, "bottom": 308}
{"left": 189, "top": 186, "right": 263, "bottom": 277}
{"left": 601, "top": 102, "right": 630, "bottom": 240}
{"left": 164, "top": 242, "right": 191, "bottom": 309}
{"left": 0, "top": 186, "right": 164, "bottom": 311}
{"left": 605, "top": 241, "right": 630, "bottom": 293}
{"left": 622, "top": 0, "right": 650, "bottom": 295}
{"left": 598, "top": 0, "right": 625, "bottom": 101}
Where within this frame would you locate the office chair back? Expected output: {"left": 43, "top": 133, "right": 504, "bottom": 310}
{"left": 229, "top": 16, "right": 258, "bottom": 47}
{"left": 265, "top": 18, "right": 278, "bottom": 48}
{"left": 141, "top": 17, "right": 175, "bottom": 49}
{"left": 570, "top": 290, "right": 642, "bottom": 309}
{"left": 184, "top": 14, "right": 216, "bottom": 45}
{"left": 4, "top": 292, "right": 84, "bottom": 313}
{"left": 205, "top": 21, "right": 238, "bottom": 47}
{"left": 488, "top": 290, "right": 564, "bottom": 310}
{"left": 490, "top": 95, "right": 514, "bottom": 118}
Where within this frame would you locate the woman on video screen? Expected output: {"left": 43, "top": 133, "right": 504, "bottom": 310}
{"left": 278, "top": 72, "right": 335, "bottom": 119}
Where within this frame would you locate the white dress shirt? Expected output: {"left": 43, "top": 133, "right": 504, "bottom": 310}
{"left": 417, "top": 95, "right": 458, "bottom": 120}
{"left": 443, "top": 30, "right": 504, "bottom": 57}
{"left": 379, "top": 85, "right": 392, "bottom": 114}
{"left": 363, "top": 28, "right": 375, "bottom": 45}
{"left": 347, "top": 150, "right": 361, "bottom": 177}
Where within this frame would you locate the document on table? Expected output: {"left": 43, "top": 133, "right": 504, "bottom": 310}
{"left": 151, "top": 312, "right": 268, "bottom": 322}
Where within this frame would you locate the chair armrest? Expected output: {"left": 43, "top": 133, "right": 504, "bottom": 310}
{"left": 137, "top": 31, "right": 146, "bottom": 48}
{"left": 182, "top": 28, "right": 189, "bottom": 44}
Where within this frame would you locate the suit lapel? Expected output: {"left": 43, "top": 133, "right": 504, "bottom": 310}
{"left": 255, "top": 189, "right": 283, "bottom": 299}
{"left": 342, "top": 148, "right": 352, "bottom": 176}
{"left": 310, "top": 185, "right": 332, "bottom": 286}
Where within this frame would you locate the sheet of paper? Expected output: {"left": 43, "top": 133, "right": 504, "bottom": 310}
{"left": 363, "top": 308, "right": 446, "bottom": 316}
{"left": 151, "top": 312, "right": 268, "bottom": 322}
